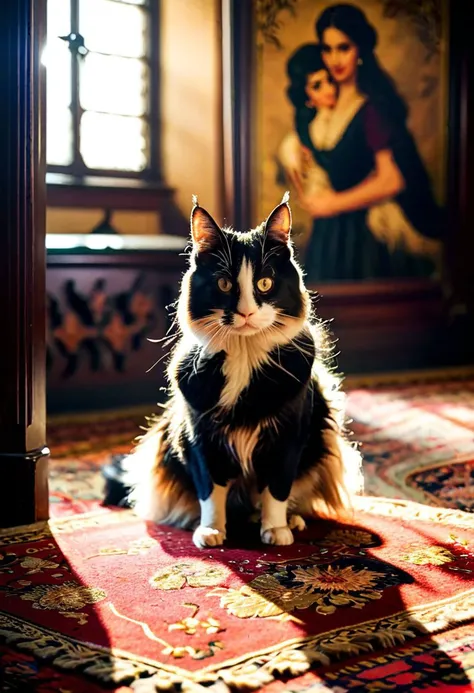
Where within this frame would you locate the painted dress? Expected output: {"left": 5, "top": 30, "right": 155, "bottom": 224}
{"left": 297, "top": 99, "right": 441, "bottom": 282}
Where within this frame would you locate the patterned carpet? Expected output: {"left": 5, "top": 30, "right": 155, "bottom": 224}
{"left": 1, "top": 499, "right": 474, "bottom": 692}
{"left": 47, "top": 376, "right": 474, "bottom": 517}
{"left": 2, "top": 374, "right": 471, "bottom": 691}
{"left": 346, "top": 376, "right": 474, "bottom": 511}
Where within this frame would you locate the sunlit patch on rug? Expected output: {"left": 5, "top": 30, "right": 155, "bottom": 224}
{"left": 347, "top": 378, "right": 474, "bottom": 509}
{"left": 1, "top": 498, "right": 474, "bottom": 691}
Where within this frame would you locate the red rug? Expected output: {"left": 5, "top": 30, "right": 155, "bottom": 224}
{"left": 1, "top": 498, "right": 474, "bottom": 691}
{"left": 48, "top": 407, "right": 147, "bottom": 518}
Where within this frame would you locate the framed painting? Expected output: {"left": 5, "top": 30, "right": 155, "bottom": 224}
{"left": 221, "top": 0, "right": 474, "bottom": 371}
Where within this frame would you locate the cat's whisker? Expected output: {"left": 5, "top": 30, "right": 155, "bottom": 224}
{"left": 269, "top": 325, "right": 315, "bottom": 362}
{"left": 276, "top": 311, "right": 305, "bottom": 322}
{"left": 145, "top": 349, "right": 174, "bottom": 374}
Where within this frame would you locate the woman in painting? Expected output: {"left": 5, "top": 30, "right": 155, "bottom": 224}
{"left": 287, "top": 4, "right": 442, "bottom": 282}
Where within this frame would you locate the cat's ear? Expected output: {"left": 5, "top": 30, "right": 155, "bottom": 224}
{"left": 265, "top": 191, "right": 292, "bottom": 244}
{"left": 190, "top": 196, "right": 221, "bottom": 252}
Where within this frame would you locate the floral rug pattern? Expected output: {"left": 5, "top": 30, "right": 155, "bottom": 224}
{"left": 1, "top": 499, "right": 474, "bottom": 692}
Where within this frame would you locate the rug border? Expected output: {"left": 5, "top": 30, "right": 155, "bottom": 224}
{"left": 404, "top": 454, "right": 474, "bottom": 509}
{"left": 2, "top": 588, "right": 474, "bottom": 688}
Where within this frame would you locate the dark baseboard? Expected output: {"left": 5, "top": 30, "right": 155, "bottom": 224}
{"left": 0, "top": 447, "right": 50, "bottom": 528}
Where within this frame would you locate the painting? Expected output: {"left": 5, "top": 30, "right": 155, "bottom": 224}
{"left": 253, "top": 0, "right": 448, "bottom": 283}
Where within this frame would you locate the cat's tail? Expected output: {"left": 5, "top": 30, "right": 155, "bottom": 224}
{"left": 111, "top": 405, "right": 200, "bottom": 529}
{"left": 101, "top": 413, "right": 171, "bottom": 510}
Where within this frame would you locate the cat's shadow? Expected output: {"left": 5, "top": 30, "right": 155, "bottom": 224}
{"left": 144, "top": 516, "right": 472, "bottom": 690}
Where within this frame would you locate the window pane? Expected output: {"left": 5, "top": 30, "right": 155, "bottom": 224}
{"left": 81, "top": 112, "right": 148, "bottom": 171}
{"left": 47, "top": 0, "right": 71, "bottom": 40}
{"left": 47, "top": 109, "right": 73, "bottom": 165}
{"left": 80, "top": 0, "right": 147, "bottom": 58}
{"left": 45, "top": 0, "right": 71, "bottom": 109}
{"left": 80, "top": 54, "right": 148, "bottom": 117}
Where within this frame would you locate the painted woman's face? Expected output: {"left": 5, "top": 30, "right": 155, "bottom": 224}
{"left": 321, "top": 27, "right": 359, "bottom": 84}
{"left": 305, "top": 69, "right": 337, "bottom": 109}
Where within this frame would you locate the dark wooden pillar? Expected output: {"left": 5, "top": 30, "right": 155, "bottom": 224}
{"left": 221, "top": 0, "right": 254, "bottom": 231}
{"left": 0, "top": 0, "right": 49, "bottom": 527}
{"left": 446, "top": 2, "right": 474, "bottom": 314}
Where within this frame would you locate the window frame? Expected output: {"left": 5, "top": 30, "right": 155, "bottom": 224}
{"left": 46, "top": 0, "right": 161, "bottom": 185}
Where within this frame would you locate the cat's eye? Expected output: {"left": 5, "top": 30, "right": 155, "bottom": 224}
{"left": 257, "top": 277, "right": 274, "bottom": 293}
{"left": 217, "top": 277, "right": 232, "bottom": 293}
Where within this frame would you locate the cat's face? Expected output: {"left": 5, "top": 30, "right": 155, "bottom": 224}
{"left": 179, "top": 197, "right": 309, "bottom": 350}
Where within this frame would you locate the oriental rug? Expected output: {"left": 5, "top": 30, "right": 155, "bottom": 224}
{"left": 1, "top": 498, "right": 474, "bottom": 692}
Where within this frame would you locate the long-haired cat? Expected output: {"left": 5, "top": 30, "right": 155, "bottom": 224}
{"left": 117, "top": 194, "right": 362, "bottom": 547}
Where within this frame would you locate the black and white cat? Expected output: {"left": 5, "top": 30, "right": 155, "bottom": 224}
{"left": 120, "top": 194, "right": 362, "bottom": 548}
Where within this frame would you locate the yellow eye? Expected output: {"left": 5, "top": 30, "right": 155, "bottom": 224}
{"left": 257, "top": 277, "right": 274, "bottom": 293}
{"left": 217, "top": 277, "right": 232, "bottom": 293}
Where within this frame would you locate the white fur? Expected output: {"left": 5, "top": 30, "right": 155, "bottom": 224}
{"left": 220, "top": 335, "right": 272, "bottom": 408}
{"left": 236, "top": 259, "right": 258, "bottom": 318}
{"left": 193, "top": 484, "right": 229, "bottom": 548}
{"left": 260, "top": 487, "right": 293, "bottom": 546}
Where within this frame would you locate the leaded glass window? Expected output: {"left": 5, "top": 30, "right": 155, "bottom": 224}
{"left": 44, "top": 0, "right": 159, "bottom": 179}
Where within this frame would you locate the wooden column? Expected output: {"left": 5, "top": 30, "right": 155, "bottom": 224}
{"left": 0, "top": 0, "right": 49, "bottom": 527}
{"left": 446, "top": 2, "right": 474, "bottom": 314}
{"left": 221, "top": 0, "right": 255, "bottom": 231}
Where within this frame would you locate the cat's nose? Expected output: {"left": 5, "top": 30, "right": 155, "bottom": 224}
{"left": 236, "top": 310, "right": 256, "bottom": 319}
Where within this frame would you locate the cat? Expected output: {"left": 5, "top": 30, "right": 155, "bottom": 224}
{"left": 117, "top": 193, "right": 362, "bottom": 548}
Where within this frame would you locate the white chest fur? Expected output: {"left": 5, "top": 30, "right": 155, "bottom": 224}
{"left": 219, "top": 335, "right": 271, "bottom": 408}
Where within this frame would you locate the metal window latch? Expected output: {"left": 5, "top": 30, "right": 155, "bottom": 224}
{"left": 59, "top": 32, "right": 89, "bottom": 58}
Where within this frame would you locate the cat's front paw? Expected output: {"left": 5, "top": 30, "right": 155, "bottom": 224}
{"left": 193, "top": 525, "right": 226, "bottom": 549}
{"left": 261, "top": 526, "right": 294, "bottom": 546}
{"left": 288, "top": 514, "right": 306, "bottom": 531}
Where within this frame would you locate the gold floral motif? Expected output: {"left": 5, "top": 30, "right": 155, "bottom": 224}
{"left": 294, "top": 565, "right": 384, "bottom": 615}
{"left": 293, "top": 564, "right": 381, "bottom": 593}
{"left": 212, "top": 564, "right": 386, "bottom": 618}
{"left": 449, "top": 534, "right": 469, "bottom": 547}
{"left": 169, "top": 616, "right": 223, "bottom": 636}
{"left": 402, "top": 546, "right": 456, "bottom": 566}
{"left": 87, "top": 537, "right": 156, "bottom": 560}
{"left": 150, "top": 561, "right": 228, "bottom": 590}
{"left": 108, "top": 603, "right": 224, "bottom": 662}
{"left": 19, "top": 557, "right": 60, "bottom": 574}
{"left": 18, "top": 581, "right": 106, "bottom": 612}
{"left": 321, "top": 529, "right": 375, "bottom": 547}
{"left": 162, "top": 641, "right": 224, "bottom": 660}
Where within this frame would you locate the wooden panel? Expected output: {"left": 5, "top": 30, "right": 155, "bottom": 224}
{"left": 47, "top": 250, "right": 186, "bottom": 412}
